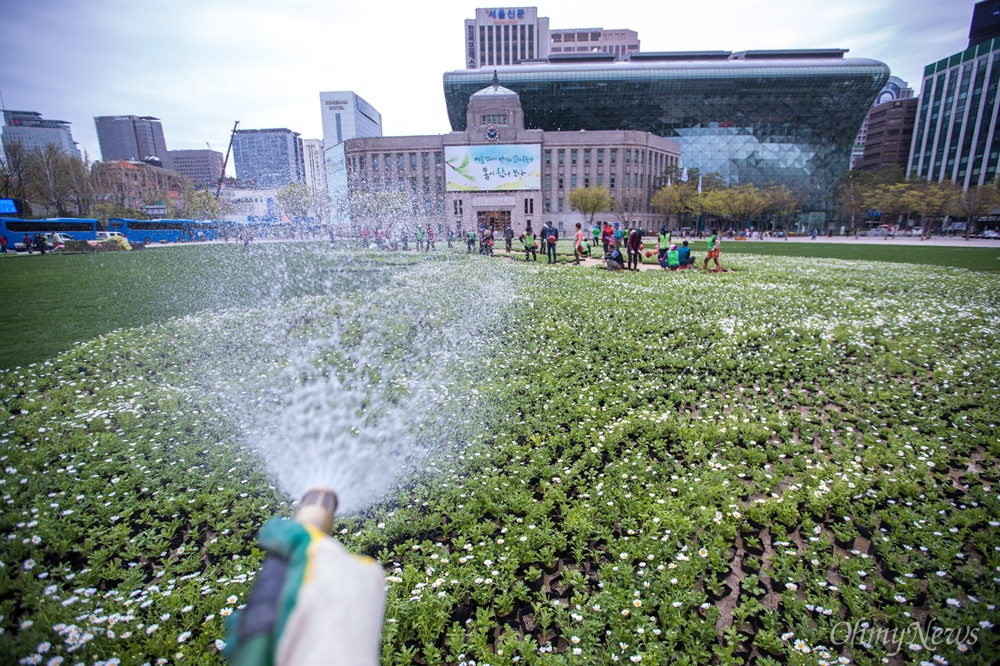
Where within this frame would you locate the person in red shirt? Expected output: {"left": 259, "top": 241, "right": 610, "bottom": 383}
{"left": 573, "top": 223, "right": 584, "bottom": 265}
{"left": 602, "top": 222, "right": 613, "bottom": 255}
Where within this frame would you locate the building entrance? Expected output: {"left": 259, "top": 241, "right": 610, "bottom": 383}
{"left": 477, "top": 210, "right": 511, "bottom": 233}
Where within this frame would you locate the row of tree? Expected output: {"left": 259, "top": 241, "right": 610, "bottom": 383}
{"left": 833, "top": 168, "right": 1000, "bottom": 239}
{"left": 568, "top": 166, "right": 804, "bottom": 232}
{"left": 0, "top": 140, "right": 234, "bottom": 221}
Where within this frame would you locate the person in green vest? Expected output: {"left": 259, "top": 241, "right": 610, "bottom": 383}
{"left": 702, "top": 228, "right": 723, "bottom": 272}
{"left": 660, "top": 243, "right": 681, "bottom": 270}
{"left": 658, "top": 225, "right": 672, "bottom": 263}
{"left": 521, "top": 224, "right": 537, "bottom": 262}
{"left": 592, "top": 223, "right": 600, "bottom": 253}
{"left": 466, "top": 229, "right": 476, "bottom": 253}
{"left": 415, "top": 225, "right": 425, "bottom": 251}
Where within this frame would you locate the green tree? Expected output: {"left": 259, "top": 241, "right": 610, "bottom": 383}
{"left": 567, "top": 186, "right": 612, "bottom": 229}
{"left": 953, "top": 183, "right": 1000, "bottom": 239}
{"left": 276, "top": 182, "right": 312, "bottom": 220}
{"left": 27, "top": 145, "right": 71, "bottom": 216}
{"left": 834, "top": 170, "right": 878, "bottom": 237}
{"left": 762, "top": 185, "right": 802, "bottom": 233}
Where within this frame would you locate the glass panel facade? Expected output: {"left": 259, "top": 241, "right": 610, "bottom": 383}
{"left": 444, "top": 59, "right": 891, "bottom": 209}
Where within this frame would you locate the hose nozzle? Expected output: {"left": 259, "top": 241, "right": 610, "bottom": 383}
{"left": 294, "top": 487, "right": 338, "bottom": 535}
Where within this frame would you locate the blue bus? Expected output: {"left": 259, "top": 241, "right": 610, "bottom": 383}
{"left": 0, "top": 218, "right": 98, "bottom": 250}
{"left": 108, "top": 218, "right": 220, "bottom": 244}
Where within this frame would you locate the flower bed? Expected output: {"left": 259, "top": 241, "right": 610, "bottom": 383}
{"left": 1, "top": 255, "right": 998, "bottom": 665}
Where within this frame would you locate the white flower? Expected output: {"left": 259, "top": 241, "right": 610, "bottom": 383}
{"left": 177, "top": 631, "right": 192, "bottom": 643}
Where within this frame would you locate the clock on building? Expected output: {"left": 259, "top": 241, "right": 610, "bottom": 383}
{"left": 485, "top": 125, "right": 500, "bottom": 143}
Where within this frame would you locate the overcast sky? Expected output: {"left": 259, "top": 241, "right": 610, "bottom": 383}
{"left": 0, "top": 0, "right": 980, "bottom": 174}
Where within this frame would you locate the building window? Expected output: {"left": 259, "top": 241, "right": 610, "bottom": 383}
{"left": 424, "top": 199, "right": 432, "bottom": 214}
{"left": 524, "top": 198, "right": 533, "bottom": 214}
{"left": 410, "top": 176, "right": 417, "bottom": 191}
{"left": 374, "top": 175, "right": 380, "bottom": 190}
{"left": 398, "top": 179, "right": 405, "bottom": 192}
{"left": 372, "top": 155, "right": 379, "bottom": 170}
{"left": 571, "top": 174, "right": 577, "bottom": 189}
{"left": 597, "top": 149, "right": 604, "bottom": 165}
{"left": 571, "top": 150, "right": 577, "bottom": 165}
{"left": 584, "top": 149, "right": 591, "bottom": 165}
{"left": 384, "top": 153, "right": 391, "bottom": 169}
{"left": 545, "top": 199, "right": 551, "bottom": 212}
{"left": 545, "top": 174, "right": 551, "bottom": 190}
{"left": 625, "top": 149, "right": 631, "bottom": 165}
{"left": 409, "top": 153, "right": 416, "bottom": 169}
{"left": 597, "top": 173, "right": 603, "bottom": 186}
{"left": 584, "top": 174, "right": 590, "bottom": 188}
{"left": 558, "top": 197, "right": 564, "bottom": 212}
{"left": 436, "top": 199, "right": 444, "bottom": 215}
{"left": 359, "top": 156, "right": 366, "bottom": 170}
{"left": 481, "top": 114, "right": 509, "bottom": 125}
{"left": 454, "top": 199, "right": 463, "bottom": 215}
{"left": 545, "top": 150, "right": 551, "bottom": 167}
{"left": 624, "top": 173, "right": 630, "bottom": 189}
{"left": 610, "top": 173, "right": 616, "bottom": 188}
{"left": 422, "top": 153, "right": 429, "bottom": 169}
{"left": 437, "top": 176, "right": 443, "bottom": 192}
{"left": 558, "top": 175, "right": 564, "bottom": 190}
{"left": 434, "top": 152, "right": 442, "bottom": 168}
{"left": 558, "top": 150, "right": 565, "bottom": 166}
{"left": 397, "top": 154, "right": 404, "bottom": 170}
{"left": 423, "top": 176, "right": 430, "bottom": 193}
{"left": 610, "top": 149, "right": 617, "bottom": 165}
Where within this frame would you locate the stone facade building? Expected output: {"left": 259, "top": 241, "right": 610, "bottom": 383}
{"left": 339, "top": 77, "right": 679, "bottom": 237}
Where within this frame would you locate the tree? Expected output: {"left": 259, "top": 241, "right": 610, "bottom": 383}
{"left": 183, "top": 188, "right": 226, "bottom": 220}
{"left": 762, "top": 185, "right": 802, "bottom": 233}
{"left": 64, "top": 153, "right": 95, "bottom": 217}
{"left": 834, "top": 170, "right": 878, "bottom": 237}
{"left": 651, "top": 182, "right": 696, "bottom": 231}
{"left": 567, "top": 186, "right": 612, "bottom": 229}
{"left": 610, "top": 189, "right": 646, "bottom": 229}
{"left": 276, "top": 182, "right": 312, "bottom": 220}
{"left": 905, "top": 180, "right": 960, "bottom": 238}
{"left": 1, "top": 140, "right": 30, "bottom": 206}
{"left": 952, "top": 183, "right": 1000, "bottom": 239}
{"left": 27, "top": 145, "right": 70, "bottom": 216}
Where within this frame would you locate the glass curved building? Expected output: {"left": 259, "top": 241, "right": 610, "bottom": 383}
{"left": 444, "top": 51, "right": 890, "bottom": 210}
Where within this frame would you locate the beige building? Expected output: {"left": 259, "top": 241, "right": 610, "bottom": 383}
{"left": 550, "top": 28, "right": 639, "bottom": 60}
{"left": 340, "top": 77, "right": 680, "bottom": 236}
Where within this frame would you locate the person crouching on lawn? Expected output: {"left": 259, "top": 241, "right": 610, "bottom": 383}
{"left": 605, "top": 240, "right": 625, "bottom": 270}
{"left": 677, "top": 240, "right": 695, "bottom": 269}
{"left": 660, "top": 243, "right": 681, "bottom": 270}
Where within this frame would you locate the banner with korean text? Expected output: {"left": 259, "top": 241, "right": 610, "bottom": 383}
{"left": 445, "top": 144, "right": 541, "bottom": 191}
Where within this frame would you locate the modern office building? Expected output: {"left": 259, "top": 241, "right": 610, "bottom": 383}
{"left": 168, "top": 149, "right": 224, "bottom": 188}
{"left": 1, "top": 110, "right": 81, "bottom": 158}
{"left": 95, "top": 115, "right": 170, "bottom": 166}
{"left": 319, "top": 92, "right": 382, "bottom": 148}
{"left": 444, "top": 50, "right": 889, "bottom": 211}
{"left": 907, "top": 3, "right": 1000, "bottom": 189}
{"left": 337, "top": 77, "right": 680, "bottom": 235}
{"left": 860, "top": 98, "right": 918, "bottom": 173}
{"left": 464, "top": 7, "right": 550, "bottom": 69}
{"left": 232, "top": 128, "right": 305, "bottom": 189}
{"left": 550, "top": 28, "right": 639, "bottom": 60}
{"left": 851, "top": 76, "right": 914, "bottom": 169}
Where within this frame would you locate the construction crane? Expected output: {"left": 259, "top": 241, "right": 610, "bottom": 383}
{"left": 215, "top": 121, "right": 239, "bottom": 201}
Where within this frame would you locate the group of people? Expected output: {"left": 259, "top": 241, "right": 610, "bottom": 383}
{"left": 1, "top": 233, "right": 50, "bottom": 255}
{"left": 516, "top": 221, "right": 561, "bottom": 263}
{"left": 601, "top": 226, "right": 724, "bottom": 272}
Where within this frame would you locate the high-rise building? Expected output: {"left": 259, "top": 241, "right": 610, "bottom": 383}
{"left": 320, "top": 92, "right": 382, "bottom": 210}
{"left": 464, "top": 7, "right": 550, "bottom": 69}
{"left": 908, "top": 2, "right": 1000, "bottom": 189}
{"left": 860, "top": 98, "right": 918, "bottom": 173}
{"left": 232, "top": 128, "right": 304, "bottom": 188}
{"left": 444, "top": 50, "right": 889, "bottom": 211}
{"left": 550, "top": 28, "right": 639, "bottom": 60}
{"left": 319, "top": 92, "right": 382, "bottom": 148}
{"left": 168, "top": 149, "right": 224, "bottom": 188}
{"left": 1, "top": 110, "right": 82, "bottom": 158}
{"left": 302, "top": 139, "right": 327, "bottom": 195}
{"left": 95, "top": 115, "right": 170, "bottom": 166}
{"left": 851, "top": 76, "right": 914, "bottom": 169}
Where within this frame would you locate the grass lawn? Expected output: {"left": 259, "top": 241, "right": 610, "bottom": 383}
{"left": 1, "top": 251, "right": 998, "bottom": 664}
{"left": 716, "top": 241, "right": 1000, "bottom": 273}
